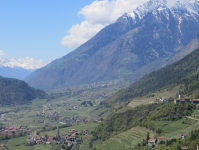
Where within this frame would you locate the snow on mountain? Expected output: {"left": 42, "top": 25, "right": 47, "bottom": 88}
{"left": 0, "top": 57, "right": 46, "bottom": 70}
{"left": 122, "top": 0, "right": 199, "bottom": 23}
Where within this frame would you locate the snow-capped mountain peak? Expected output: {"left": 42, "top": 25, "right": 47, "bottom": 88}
{"left": 0, "top": 57, "right": 46, "bottom": 70}
{"left": 122, "top": 0, "right": 199, "bottom": 22}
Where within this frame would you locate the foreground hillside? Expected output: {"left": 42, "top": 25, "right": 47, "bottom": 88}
{"left": 25, "top": 0, "right": 199, "bottom": 89}
{"left": 0, "top": 76, "right": 46, "bottom": 105}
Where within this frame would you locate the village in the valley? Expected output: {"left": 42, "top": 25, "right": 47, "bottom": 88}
{"left": 28, "top": 127, "right": 88, "bottom": 147}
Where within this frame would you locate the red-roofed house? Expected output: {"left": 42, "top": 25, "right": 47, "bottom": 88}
{"left": 157, "top": 137, "right": 165, "bottom": 141}
{"left": 6, "top": 127, "right": 20, "bottom": 130}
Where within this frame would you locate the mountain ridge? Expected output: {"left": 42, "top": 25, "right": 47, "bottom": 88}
{"left": 25, "top": 0, "right": 199, "bottom": 89}
{"left": 0, "top": 76, "right": 47, "bottom": 105}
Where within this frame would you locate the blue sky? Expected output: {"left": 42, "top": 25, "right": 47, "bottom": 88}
{"left": 0, "top": 0, "right": 147, "bottom": 66}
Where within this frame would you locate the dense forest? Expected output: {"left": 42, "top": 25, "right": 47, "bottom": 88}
{"left": 0, "top": 76, "right": 47, "bottom": 105}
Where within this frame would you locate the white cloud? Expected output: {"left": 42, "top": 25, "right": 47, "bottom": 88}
{"left": 0, "top": 50, "right": 6, "bottom": 55}
{"left": 61, "top": 0, "right": 148, "bottom": 48}
{"left": 78, "top": 0, "right": 148, "bottom": 24}
{"left": 61, "top": 21, "right": 105, "bottom": 48}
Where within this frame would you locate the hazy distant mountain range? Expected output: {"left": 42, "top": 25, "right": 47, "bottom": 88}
{"left": 25, "top": 0, "right": 199, "bottom": 89}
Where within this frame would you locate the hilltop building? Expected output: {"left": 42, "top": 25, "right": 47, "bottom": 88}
{"left": 174, "top": 95, "right": 199, "bottom": 104}
{"left": 174, "top": 95, "right": 190, "bottom": 104}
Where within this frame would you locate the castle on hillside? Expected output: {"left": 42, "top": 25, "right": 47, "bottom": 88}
{"left": 174, "top": 95, "right": 199, "bottom": 104}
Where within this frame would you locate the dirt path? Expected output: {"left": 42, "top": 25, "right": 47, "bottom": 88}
{"left": 187, "top": 116, "right": 199, "bottom": 120}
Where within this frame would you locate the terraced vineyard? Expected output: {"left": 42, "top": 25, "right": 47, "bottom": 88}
{"left": 95, "top": 127, "right": 154, "bottom": 150}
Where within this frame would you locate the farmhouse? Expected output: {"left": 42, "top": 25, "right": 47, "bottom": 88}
{"left": 148, "top": 139, "right": 156, "bottom": 145}
{"left": 159, "top": 97, "right": 166, "bottom": 102}
{"left": 182, "top": 134, "right": 189, "bottom": 139}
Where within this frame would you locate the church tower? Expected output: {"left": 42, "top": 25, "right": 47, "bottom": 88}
{"left": 57, "top": 126, "right": 59, "bottom": 140}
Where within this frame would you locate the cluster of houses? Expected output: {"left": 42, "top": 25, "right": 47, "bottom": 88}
{"left": 59, "top": 116, "right": 89, "bottom": 125}
{"left": 148, "top": 134, "right": 190, "bottom": 147}
{"left": 174, "top": 95, "right": 199, "bottom": 104}
{"left": 148, "top": 137, "right": 166, "bottom": 147}
{"left": 28, "top": 128, "right": 88, "bottom": 147}
{"left": 82, "top": 80, "right": 122, "bottom": 89}
{"left": 36, "top": 107, "right": 91, "bottom": 126}
{"left": 37, "top": 111, "right": 59, "bottom": 118}
{"left": 0, "top": 126, "right": 30, "bottom": 136}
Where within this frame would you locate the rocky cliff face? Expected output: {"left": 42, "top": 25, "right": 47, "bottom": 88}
{"left": 25, "top": 0, "right": 199, "bottom": 89}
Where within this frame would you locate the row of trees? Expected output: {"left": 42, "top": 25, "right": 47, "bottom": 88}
{"left": 0, "top": 130, "right": 24, "bottom": 140}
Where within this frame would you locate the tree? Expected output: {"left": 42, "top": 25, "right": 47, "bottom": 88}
{"left": 12, "top": 131, "right": 15, "bottom": 138}
{"left": 155, "top": 127, "right": 163, "bottom": 134}
{"left": 19, "top": 130, "right": 23, "bottom": 136}
{"left": 184, "top": 110, "right": 191, "bottom": 116}
{"left": 165, "top": 140, "right": 168, "bottom": 146}
{"left": 171, "top": 142, "right": 182, "bottom": 150}
{"left": 4, "top": 133, "right": 8, "bottom": 139}
{"left": 146, "top": 132, "right": 150, "bottom": 141}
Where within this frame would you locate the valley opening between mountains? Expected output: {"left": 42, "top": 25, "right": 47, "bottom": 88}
{"left": 2, "top": 0, "right": 199, "bottom": 149}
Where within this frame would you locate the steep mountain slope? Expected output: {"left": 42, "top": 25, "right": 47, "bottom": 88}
{"left": 25, "top": 0, "right": 199, "bottom": 89}
{"left": 0, "top": 76, "right": 47, "bottom": 105}
{"left": 126, "top": 34, "right": 199, "bottom": 81}
{"left": 94, "top": 46, "right": 199, "bottom": 117}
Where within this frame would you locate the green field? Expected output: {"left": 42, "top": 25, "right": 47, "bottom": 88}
{"left": 6, "top": 136, "right": 29, "bottom": 147}
{"left": 79, "top": 134, "right": 93, "bottom": 150}
{"left": 94, "top": 126, "right": 154, "bottom": 150}
{"left": 8, "top": 144, "right": 59, "bottom": 150}
{"left": 154, "top": 117, "right": 197, "bottom": 135}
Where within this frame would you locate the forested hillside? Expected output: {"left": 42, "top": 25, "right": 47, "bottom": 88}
{"left": 93, "top": 47, "right": 199, "bottom": 117}
{"left": 0, "top": 76, "right": 47, "bottom": 105}
{"left": 91, "top": 101, "right": 195, "bottom": 141}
